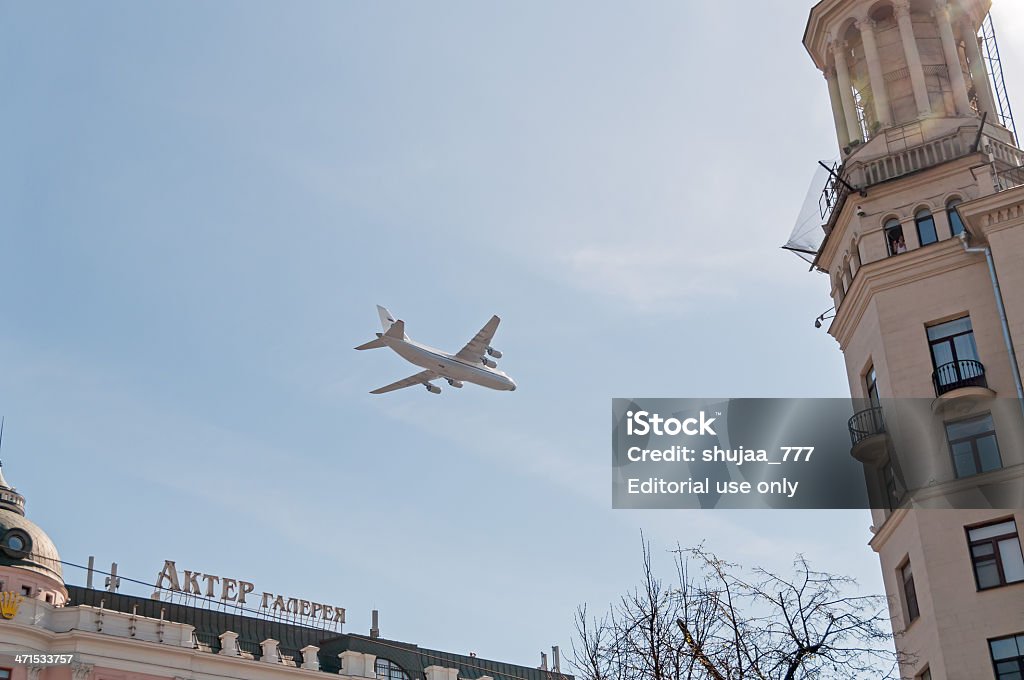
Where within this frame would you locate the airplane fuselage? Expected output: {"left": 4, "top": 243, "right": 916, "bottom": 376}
{"left": 382, "top": 336, "right": 516, "bottom": 391}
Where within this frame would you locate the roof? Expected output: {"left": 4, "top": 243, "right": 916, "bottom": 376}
{"left": 66, "top": 586, "right": 569, "bottom": 680}
{"left": 0, "top": 508, "right": 63, "bottom": 580}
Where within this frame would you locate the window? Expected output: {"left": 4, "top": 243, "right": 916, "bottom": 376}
{"left": 0, "top": 670, "right": 9, "bottom": 680}
{"left": 376, "top": 659, "right": 411, "bottom": 680}
{"left": 915, "top": 209, "right": 938, "bottom": 246}
{"left": 20, "top": 585, "right": 31, "bottom": 597}
{"left": 946, "top": 413, "right": 1002, "bottom": 477}
{"left": 991, "top": 633, "right": 1024, "bottom": 679}
{"left": 885, "top": 219, "right": 906, "bottom": 256}
{"left": 927, "top": 316, "right": 984, "bottom": 394}
{"left": 917, "top": 668, "right": 931, "bottom": 680}
{"left": 967, "top": 519, "right": 1024, "bottom": 590}
{"left": 883, "top": 462, "right": 901, "bottom": 509}
{"left": 900, "top": 560, "right": 920, "bottom": 624}
{"left": 947, "top": 198, "right": 965, "bottom": 236}
{"left": 866, "top": 365, "right": 879, "bottom": 408}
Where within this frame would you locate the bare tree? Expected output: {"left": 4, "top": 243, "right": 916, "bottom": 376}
{"left": 571, "top": 539, "right": 900, "bottom": 680}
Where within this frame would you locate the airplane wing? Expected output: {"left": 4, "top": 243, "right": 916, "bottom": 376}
{"left": 370, "top": 370, "right": 439, "bottom": 394}
{"left": 454, "top": 315, "right": 500, "bottom": 363}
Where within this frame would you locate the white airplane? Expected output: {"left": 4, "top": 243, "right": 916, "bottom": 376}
{"left": 355, "top": 306, "right": 517, "bottom": 394}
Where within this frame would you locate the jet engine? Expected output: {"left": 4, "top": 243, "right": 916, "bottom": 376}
{"left": 486, "top": 346, "right": 503, "bottom": 359}
{"left": 425, "top": 383, "right": 442, "bottom": 394}
{"left": 482, "top": 357, "right": 497, "bottom": 368}
{"left": 447, "top": 379, "right": 464, "bottom": 388}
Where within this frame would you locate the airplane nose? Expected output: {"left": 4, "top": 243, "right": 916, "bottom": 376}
{"left": 510, "top": 381, "right": 517, "bottom": 391}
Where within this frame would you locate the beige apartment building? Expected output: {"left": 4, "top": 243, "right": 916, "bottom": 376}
{"left": 799, "top": 0, "right": 1024, "bottom": 677}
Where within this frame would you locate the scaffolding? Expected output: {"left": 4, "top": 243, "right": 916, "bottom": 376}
{"left": 980, "top": 13, "right": 1017, "bottom": 145}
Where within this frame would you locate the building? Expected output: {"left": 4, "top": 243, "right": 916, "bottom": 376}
{"left": 0, "top": 463, "right": 569, "bottom": 680}
{"left": 799, "top": 0, "right": 1024, "bottom": 677}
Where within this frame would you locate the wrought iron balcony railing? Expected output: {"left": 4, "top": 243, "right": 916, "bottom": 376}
{"left": 849, "top": 406, "right": 886, "bottom": 447}
{"left": 932, "top": 359, "right": 987, "bottom": 396}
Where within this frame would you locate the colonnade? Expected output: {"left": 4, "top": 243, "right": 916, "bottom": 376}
{"left": 824, "top": 0, "right": 995, "bottom": 149}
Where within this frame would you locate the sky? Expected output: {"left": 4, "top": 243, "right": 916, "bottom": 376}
{"left": 2, "top": 0, "right": 1024, "bottom": 669}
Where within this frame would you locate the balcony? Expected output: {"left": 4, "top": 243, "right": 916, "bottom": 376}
{"left": 995, "top": 164, "right": 1024, "bottom": 192}
{"left": 849, "top": 406, "right": 886, "bottom": 446}
{"left": 932, "top": 360, "right": 988, "bottom": 396}
{"left": 849, "top": 406, "right": 888, "bottom": 465}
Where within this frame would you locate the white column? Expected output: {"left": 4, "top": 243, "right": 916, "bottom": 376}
{"left": 894, "top": 0, "right": 931, "bottom": 116}
{"left": 302, "top": 645, "right": 321, "bottom": 671}
{"left": 960, "top": 17, "right": 997, "bottom": 117}
{"left": 856, "top": 15, "right": 892, "bottom": 128}
{"left": 261, "top": 638, "right": 281, "bottom": 664}
{"left": 826, "top": 69, "right": 851, "bottom": 149}
{"left": 219, "top": 630, "right": 239, "bottom": 656}
{"left": 832, "top": 38, "right": 862, "bottom": 143}
{"left": 934, "top": 1, "right": 972, "bottom": 115}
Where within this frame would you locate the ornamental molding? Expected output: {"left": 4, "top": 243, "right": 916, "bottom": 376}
{"left": 977, "top": 203, "right": 1024, "bottom": 230}
{"left": 71, "top": 663, "right": 94, "bottom": 680}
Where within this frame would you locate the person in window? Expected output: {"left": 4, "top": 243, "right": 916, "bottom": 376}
{"left": 895, "top": 235, "right": 907, "bottom": 253}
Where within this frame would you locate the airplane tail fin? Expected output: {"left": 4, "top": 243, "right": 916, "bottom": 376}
{"left": 355, "top": 334, "right": 387, "bottom": 351}
{"left": 376, "top": 305, "right": 409, "bottom": 340}
{"left": 377, "top": 305, "right": 398, "bottom": 331}
{"left": 383, "top": 319, "right": 406, "bottom": 340}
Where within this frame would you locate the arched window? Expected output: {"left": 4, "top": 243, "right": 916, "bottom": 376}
{"left": 947, "top": 198, "right": 965, "bottom": 236}
{"left": 885, "top": 218, "right": 905, "bottom": 256}
{"left": 915, "top": 209, "right": 938, "bottom": 246}
{"left": 376, "top": 659, "right": 411, "bottom": 680}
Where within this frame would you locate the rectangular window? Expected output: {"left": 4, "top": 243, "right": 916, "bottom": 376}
{"left": 927, "top": 316, "right": 984, "bottom": 394}
{"left": 900, "top": 560, "right": 920, "bottom": 623}
{"left": 0, "top": 670, "right": 9, "bottom": 680}
{"left": 883, "top": 462, "right": 900, "bottom": 510}
{"left": 866, "top": 364, "right": 879, "bottom": 407}
{"left": 20, "top": 585, "right": 31, "bottom": 597}
{"left": 917, "top": 669, "right": 931, "bottom": 680}
{"left": 990, "top": 633, "right": 1024, "bottom": 679}
{"left": 946, "top": 413, "right": 1002, "bottom": 477}
{"left": 968, "top": 519, "right": 1024, "bottom": 590}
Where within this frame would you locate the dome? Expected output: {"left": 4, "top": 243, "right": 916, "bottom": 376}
{"left": 0, "top": 509, "right": 63, "bottom": 581}
{"left": 0, "top": 461, "right": 63, "bottom": 583}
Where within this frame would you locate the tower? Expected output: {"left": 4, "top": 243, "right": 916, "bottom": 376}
{"left": 800, "top": 0, "right": 1024, "bottom": 678}
{"left": 0, "top": 461, "right": 68, "bottom": 606}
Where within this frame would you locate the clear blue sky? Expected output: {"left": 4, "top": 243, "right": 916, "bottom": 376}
{"left": 2, "top": 0, "right": 1022, "bottom": 667}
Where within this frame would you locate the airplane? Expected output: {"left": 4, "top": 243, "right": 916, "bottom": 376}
{"left": 355, "top": 305, "right": 517, "bottom": 394}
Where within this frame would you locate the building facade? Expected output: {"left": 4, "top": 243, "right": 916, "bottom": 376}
{"left": 801, "top": 0, "right": 1024, "bottom": 678}
{"left": 0, "top": 464, "right": 567, "bottom": 680}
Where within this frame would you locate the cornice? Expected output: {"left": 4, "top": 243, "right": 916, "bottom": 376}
{"left": 817, "top": 153, "right": 986, "bottom": 271}
{"left": 830, "top": 239, "right": 983, "bottom": 348}
{"left": 869, "top": 507, "right": 909, "bottom": 552}
{"left": 0, "top": 617, "right": 331, "bottom": 680}
{"left": 958, "top": 185, "right": 1024, "bottom": 236}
